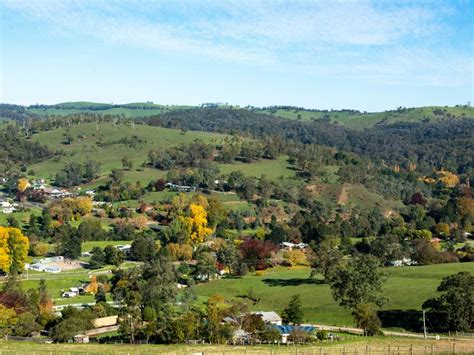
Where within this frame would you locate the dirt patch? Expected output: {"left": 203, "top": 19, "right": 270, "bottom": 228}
{"left": 47, "top": 259, "right": 87, "bottom": 271}
{"left": 337, "top": 184, "right": 349, "bottom": 205}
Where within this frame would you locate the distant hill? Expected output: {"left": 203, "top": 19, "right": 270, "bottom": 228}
{"left": 256, "top": 105, "right": 474, "bottom": 129}
{"left": 1, "top": 102, "right": 471, "bottom": 129}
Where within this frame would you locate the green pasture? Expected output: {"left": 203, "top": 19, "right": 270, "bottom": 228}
{"left": 195, "top": 263, "right": 474, "bottom": 327}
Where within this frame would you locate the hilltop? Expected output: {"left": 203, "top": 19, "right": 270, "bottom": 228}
{"left": 2, "top": 102, "right": 472, "bottom": 129}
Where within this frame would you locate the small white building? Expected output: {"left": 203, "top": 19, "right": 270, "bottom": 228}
{"left": 62, "top": 291, "right": 78, "bottom": 298}
{"left": 281, "top": 242, "right": 308, "bottom": 250}
{"left": 252, "top": 311, "right": 282, "bottom": 325}
{"left": 1, "top": 201, "right": 17, "bottom": 214}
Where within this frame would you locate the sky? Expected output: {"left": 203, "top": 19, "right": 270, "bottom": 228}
{"left": 0, "top": 0, "right": 473, "bottom": 112}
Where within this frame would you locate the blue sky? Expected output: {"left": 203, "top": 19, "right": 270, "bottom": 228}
{"left": 1, "top": 0, "right": 473, "bottom": 111}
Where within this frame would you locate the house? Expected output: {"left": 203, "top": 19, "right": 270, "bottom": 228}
{"left": 61, "top": 291, "right": 78, "bottom": 298}
{"left": 32, "top": 179, "right": 46, "bottom": 190}
{"left": 389, "top": 257, "right": 416, "bottom": 267}
{"left": 27, "top": 263, "right": 45, "bottom": 272}
{"left": 84, "top": 190, "right": 95, "bottom": 197}
{"left": 115, "top": 244, "right": 131, "bottom": 254}
{"left": 44, "top": 266, "right": 61, "bottom": 273}
{"left": 42, "top": 187, "right": 72, "bottom": 198}
{"left": 74, "top": 334, "right": 89, "bottom": 343}
{"left": 281, "top": 242, "right": 308, "bottom": 250}
{"left": 1, "top": 201, "right": 17, "bottom": 214}
{"left": 269, "top": 325, "right": 316, "bottom": 344}
{"left": 165, "top": 182, "right": 197, "bottom": 193}
{"left": 252, "top": 311, "right": 282, "bottom": 325}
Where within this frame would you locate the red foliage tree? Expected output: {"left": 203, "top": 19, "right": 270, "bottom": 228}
{"left": 239, "top": 238, "right": 277, "bottom": 270}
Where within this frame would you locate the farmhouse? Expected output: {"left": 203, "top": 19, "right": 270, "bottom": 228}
{"left": 251, "top": 311, "right": 282, "bottom": 325}
{"left": 42, "top": 187, "right": 72, "bottom": 198}
{"left": 270, "top": 325, "right": 316, "bottom": 344}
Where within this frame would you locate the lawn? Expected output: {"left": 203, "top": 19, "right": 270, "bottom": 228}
{"left": 219, "top": 156, "right": 297, "bottom": 180}
{"left": 195, "top": 263, "right": 474, "bottom": 327}
{"left": 82, "top": 240, "right": 132, "bottom": 252}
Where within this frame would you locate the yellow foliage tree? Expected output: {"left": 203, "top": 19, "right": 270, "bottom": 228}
{"left": 0, "top": 227, "right": 29, "bottom": 273}
{"left": 76, "top": 197, "right": 93, "bottom": 216}
{"left": 0, "top": 305, "right": 17, "bottom": 335}
{"left": 167, "top": 242, "right": 193, "bottom": 261}
{"left": 85, "top": 275, "right": 98, "bottom": 294}
{"left": 179, "top": 204, "right": 213, "bottom": 245}
{"left": 0, "top": 228, "right": 10, "bottom": 272}
{"left": 17, "top": 178, "right": 29, "bottom": 193}
{"left": 437, "top": 170, "right": 460, "bottom": 188}
{"left": 287, "top": 249, "right": 306, "bottom": 265}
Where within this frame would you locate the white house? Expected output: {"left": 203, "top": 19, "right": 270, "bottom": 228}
{"left": 252, "top": 311, "right": 282, "bottom": 325}
{"left": 1, "top": 201, "right": 17, "bottom": 214}
{"left": 281, "top": 242, "right": 308, "bottom": 250}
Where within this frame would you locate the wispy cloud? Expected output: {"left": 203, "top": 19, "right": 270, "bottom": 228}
{"left": 2, "top": 0, "right": 472, "bottom": 86}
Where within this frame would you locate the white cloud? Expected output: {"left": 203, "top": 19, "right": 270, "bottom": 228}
{"left": 2, "top": 0, "right": 472, "bottom": 87}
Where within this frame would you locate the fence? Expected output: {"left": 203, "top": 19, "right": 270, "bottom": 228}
{"left": 1, "top": 344, "right": 474, "bottom": 355}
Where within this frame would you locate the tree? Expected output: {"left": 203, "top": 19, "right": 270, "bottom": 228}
{"left": 353, "top": 303, "right": 381, "bottom": 336}
{"left": 77, "top": 218, "right": 106, "bottom": 241}
{"left": 239, "top": 238, "right": 277, "bottom": 270}
{"left": 330, "top": 255, "right": 386, "bottom": 310}
{"left": 281, "top": 294, "right": 304, "bottom": 325}
{"left": 194, "top": 252, "right": 217, "bottom": 282}
{"left": 104, "top": 245, "right": 124, "bottom": 267}
{"left": 130, "top": 234, "right": 157, "bottom": 262}
{"left": 0, "top": 227, "right": 29, "bottom": 274}
{"left": 178, "top": 203, "right": 214, "bottom": 245}
{"left": 17, "top": 178, "right": 29, "bottom": 193}
{"left": 14, "top": 312, "right": 41, "bottom": 336}
{"left": 422, "top": 271, "right": 473, "bottom": 331}
{"left": 89, "top": 247, "right": 105, "bottom": 269}
{"left": 330, "top": 255, "right": 385, "bottom": 333}
{"left": 121, "top": 157, "right": 133, "bottom": 170}
{"left": 95, "top": 284, "right": 107, "bottom": 303}
{"left": 60, "top": 231, "right": 82, "bottom": 259}
{"left": 0, "top": 305, "right": 17, "bottom": 336}
{"left": 310, "top": 236, "right": 343, "bottom": 282}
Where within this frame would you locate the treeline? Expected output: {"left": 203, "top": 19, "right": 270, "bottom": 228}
{"left": 0, "top": 125, "right": 54, "bottom": 173}
{"left": 145, "top": 107, "right": 474, "bottom": 173}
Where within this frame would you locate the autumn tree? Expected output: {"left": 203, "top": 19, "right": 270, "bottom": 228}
{"left": 0, "top": 227, "right": 29, "bottom": 274}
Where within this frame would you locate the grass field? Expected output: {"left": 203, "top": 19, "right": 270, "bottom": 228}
{"left": 195, "top": 263, "right": 474, "bottom": 327}
{"left": 29, "top": 123, "right": 228, "bottom": 179}
{"left": 220, "top": 156, "right": 297, "bottom": 180}
{"left": 0, "top": 337, "right": 472, "bottom": 355}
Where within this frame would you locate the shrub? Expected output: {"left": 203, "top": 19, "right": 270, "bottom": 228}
{"left": 316, "top": 330, "right": 328, "bottom": 341}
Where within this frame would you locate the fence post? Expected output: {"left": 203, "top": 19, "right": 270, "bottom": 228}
{"left": 452, "top": 342, "right": 456, "bottom": 354}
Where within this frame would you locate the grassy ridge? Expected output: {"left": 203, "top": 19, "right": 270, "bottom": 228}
{"left": 24, "top": 102, "right": 474, "bottom": 129}
{"left": 29, "top": 123, "right": 228, "bottom": 179}
{"left": 195, "top": 263, "right": 474, "bottom": 327}
{"left": 257, "top": 106, "right": 474, "bottom": 129}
